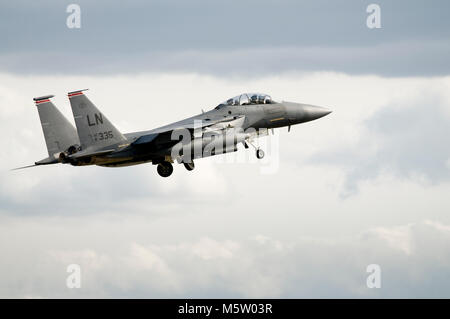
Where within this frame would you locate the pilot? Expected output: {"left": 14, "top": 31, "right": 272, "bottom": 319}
{"left": 258, "top": 95, "right": 266, "bottom": 104}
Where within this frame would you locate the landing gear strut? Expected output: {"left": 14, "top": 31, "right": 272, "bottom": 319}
{"left": 157, "top": 161, "right": 173, "bottom": 177}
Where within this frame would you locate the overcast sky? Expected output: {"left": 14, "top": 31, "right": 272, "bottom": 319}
{"left": 1, "top": 0, "right": 449, "bottom": 76}
{"left": 1, "top": 1, "right": 450, "bottom": 298}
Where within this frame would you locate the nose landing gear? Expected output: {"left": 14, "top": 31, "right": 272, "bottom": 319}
{"left": 256, "top": 149, "right": 265, "bottom": 159}
{"left": 183, "top": 161, "right": 195, "bottom": 171}
{"left": 246, "top": 140, "right": 265, "bottom": 160}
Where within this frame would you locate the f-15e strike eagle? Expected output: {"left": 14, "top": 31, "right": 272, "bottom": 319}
{"left": 19, "top": 90, "right": 331, "bottom": 177}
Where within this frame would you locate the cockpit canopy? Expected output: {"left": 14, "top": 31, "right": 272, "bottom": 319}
{"left": 215, "top": 93, "right": 274, "bottom": 109}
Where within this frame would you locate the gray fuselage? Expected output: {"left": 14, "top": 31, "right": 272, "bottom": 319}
{"left": 91, "top": 101, "right": 331, "bottom": 167}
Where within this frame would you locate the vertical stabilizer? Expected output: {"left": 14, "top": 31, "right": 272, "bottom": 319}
{"left": 68, "top": 89, "right": 126, "bottom": 150}
{"left": 33, "top": 95, "right": 80, "bottom": 158}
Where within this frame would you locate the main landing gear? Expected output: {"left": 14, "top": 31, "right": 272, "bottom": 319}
{"left": 157, "top": 161, "right": 173, "bottom": 177}
{"left": 156, "top": 160, "right": 195, "bottom": 177}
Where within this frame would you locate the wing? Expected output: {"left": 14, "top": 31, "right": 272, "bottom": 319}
{"left": 68, "top": 148, "right": 117, "bottom": 160}
{"left": 132, "top": 115, "right": 246, "bottom": 148}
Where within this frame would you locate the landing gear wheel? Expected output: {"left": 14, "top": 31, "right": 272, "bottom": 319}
{"left": 59, "top": 152, "right": 67, "bottom": 163}
{"left": 256, "top": 149, "right": 265, "bottom": 159}
{"left": 183, "top": 161, "right": 195, "bottom": 171}
{"left": 157, "top": 162, "right": 173, "bottom": 177}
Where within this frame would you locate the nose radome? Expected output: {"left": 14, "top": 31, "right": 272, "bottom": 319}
{"left": 302, "top": 104, "right": 332, "bottom": 121}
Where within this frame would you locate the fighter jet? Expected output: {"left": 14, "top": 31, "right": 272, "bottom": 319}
{"left": 19, "top": 90, "right": 331, "bottom": 177}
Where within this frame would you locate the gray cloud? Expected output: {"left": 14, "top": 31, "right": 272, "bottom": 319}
{"left": 1, "top": 72, "right": 450, "bottom": 298}
{"left": 1, "top": 41, "right": 449, "bottom": 77}
{"left": 1, "top": 0, "right": 449, "bottom": 299}
{"left": 310, "top": 93, "right": 450, "bottom": 196}
{"left": 1, "top": 220, "right": 450, "bottom": 298}
{"left": 0, "top": 0, "right": 449, "bottom": 76}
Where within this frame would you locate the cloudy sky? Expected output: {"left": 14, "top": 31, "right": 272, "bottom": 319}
{"left": 1, "top": 0, "right": 450, "bottom": 298}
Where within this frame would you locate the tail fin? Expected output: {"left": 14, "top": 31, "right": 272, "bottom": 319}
{"left": 34, "top": 95, "right": 80, "bottom": 158}
{"left": 68, "top": 89, "right": 126, "bottom": 150}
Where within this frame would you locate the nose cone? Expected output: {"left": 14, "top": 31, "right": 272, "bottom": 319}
{"left": 303, "top": 105, "right": 332, "bottom": 121}
{"left": 282, "top": 102, "right": 332, "bottom": 124}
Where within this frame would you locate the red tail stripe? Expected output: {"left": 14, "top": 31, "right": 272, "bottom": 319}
{"left": 68, "top": 92, "right": 84, "bottom": 97}
{"left": 35, "top": 99, "right": 50, "bottom": 104}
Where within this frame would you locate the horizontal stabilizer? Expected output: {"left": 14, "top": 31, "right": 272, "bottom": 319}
{"left": 11, "top": 164, "right": 39, "bottom": 171}
{"left": 11, "top": 156, "right": 58, "bottom": 171}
